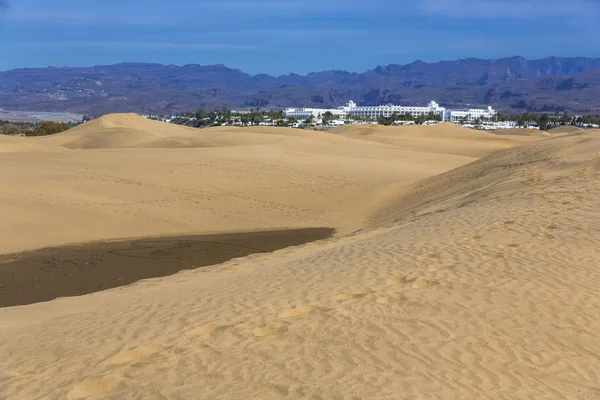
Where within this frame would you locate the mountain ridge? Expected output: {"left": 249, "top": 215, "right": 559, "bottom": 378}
{"left": 3, "top": 56, "right": 600, "bottom": 116}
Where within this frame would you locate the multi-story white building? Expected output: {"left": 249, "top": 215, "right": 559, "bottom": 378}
{"left": 345, "top": 100, "right": 447, "bottom": 120}
{"left": 284, "top": 100, "right": 496, "bottom": 123}
{"left": 445, "top": 106, "right": 496, "bottom": 122}
{"left": 283, "top": 106, "right": 346, "bottom": 120}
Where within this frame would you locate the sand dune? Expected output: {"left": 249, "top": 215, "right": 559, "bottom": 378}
{"left": 0, "top": 116, "right": 496, "bottom": 254}
{"left": 549, "top": 125, "right": 585, "bottom": 134}
{"left": 40, "top": 114, "right": 355, "bottom": 150}
{"left": 0, "top": 133, "right": 63, "bottom": 153}
{"left": 332, "top": 123, "right": 536, "bottom": 157}
{"left": 489, "top": 127, "right": 549, "bottom": 137}
{"left": 4, "top": 117, "right": 600, "bottom": 398}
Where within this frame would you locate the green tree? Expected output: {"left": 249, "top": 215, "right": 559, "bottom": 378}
{"left": 28, "top": 122, "right": 71, "bottom": 136}
{"left": 426, "top": 112, "right": 441, "bottom": 122}
{"left": 221, "top": 104, "right": 231, "bottom": 120}
{"left": 537, "top": 114, "right": 550, "bottom": 131}
{"left": 195, "top": 108, "right": 206, "bottom": 120}
{"left": 2, "top": 124, "right": 22, "bottom": 135}
{"left": 322, "top": 111, "right": 334, "bottom": 125}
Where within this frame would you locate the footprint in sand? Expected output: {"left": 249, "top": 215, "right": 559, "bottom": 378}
{"left": 253, "top": 323, "right": 289, "bottom": 338}
{"left": 186, "top": 322, "right": 232, "bottom": 336}
{"left": 494, "top": 220, "right": 516, "bottom": 228}
{"left": 67, "top": 376, "right": 121, "bottom": 399}
{"left": 482, "top": 253, "right": 504, "bottom": 261}
{"left": 427, "top": 262, "right": 457, "bottom": 273}
{"left": 416, "top": 252, "right": 442, "bottom": 262}
{"left": 376, "top": 293, "right": 406, "bottom": 305}
{"left": 330, "top": 293, "right": 369, "bottom": 302}
{"left": 101, "top": 344, "right": 165, "bottom": 366}
{"left": 463, "top": 235, "right": 483, "bottom": 241}
{"left": 411, "top": 277, "right": 439, "bottom": 289}
{"left": 278, "top": 305, "right": 320, "bottom": 318}
{"left": 386, "top": 274, "right": 419, "bottom": 286}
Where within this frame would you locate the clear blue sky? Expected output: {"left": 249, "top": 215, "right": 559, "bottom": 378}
{"left": 1, "top": 0, "right": 599, "bottom": 75}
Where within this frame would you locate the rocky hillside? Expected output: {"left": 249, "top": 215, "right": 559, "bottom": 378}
{"left": 3, "top": 56, "right": 600, "bottom": 116}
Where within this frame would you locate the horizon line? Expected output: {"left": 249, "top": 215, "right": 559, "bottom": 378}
{"left": 2, "top": 54, "right": 598, "bottom": 76}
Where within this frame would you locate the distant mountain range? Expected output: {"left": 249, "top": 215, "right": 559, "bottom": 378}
{"left": 3, "top": 56, "right": 600, "bottom": 116}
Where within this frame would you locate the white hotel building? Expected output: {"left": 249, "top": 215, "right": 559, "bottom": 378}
{"left": 284, "top": 100, "right": 496, "bottom": 123}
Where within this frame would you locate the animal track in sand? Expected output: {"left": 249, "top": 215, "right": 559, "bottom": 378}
{"left": 101, "top": 344, "right": 166, "bottom": 366}
{"left": 278, "top": 305, "right": 320, "bottom": 318}
{"left": 186, "top": 322, "right": 232, "bottom": 336}
{"left": 66, "top": 376, "right": 121, "bottom": 399}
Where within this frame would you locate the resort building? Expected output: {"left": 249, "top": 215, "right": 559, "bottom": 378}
{"left": 284, "top": 100, "right": 497, "bottom": 123}
{"left": 345, "top": 100, "right": 446, "bottom": 120}
{"left": 445, "top": 106, "right": 497, "bottom": 122}
{"left": 283, "top": 106, "right": 346, "bottom": 120}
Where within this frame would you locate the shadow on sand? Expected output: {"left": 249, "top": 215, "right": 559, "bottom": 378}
{"left": 0, "top": 228, "right": 334, "bottom": 307}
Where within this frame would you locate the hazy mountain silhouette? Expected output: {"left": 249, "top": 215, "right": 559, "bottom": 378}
{"left": 3, "top": 56, "right": 600, "bottom": 115}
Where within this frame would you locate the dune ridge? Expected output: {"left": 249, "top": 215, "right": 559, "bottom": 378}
{"left": 332, "top": 123, "right": 535, "bottom": 157}
{"left": 4, "top": 116, "right": 600, "bottom": 398}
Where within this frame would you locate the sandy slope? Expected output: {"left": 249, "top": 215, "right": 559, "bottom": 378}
{"left": 0, "top": 116, "right": 492, "bottom": 254}
{"left": 489, "top": 128, "right": 550, "bottom": 137}
{"left": 332, "top": 123, "right": 535, "bottom": 158}
{"left": 0, "top": 133, "right": 64, "bottom": 153}
{"left": 549, "top": 126, "right": 585, "bottom": 134}
{"left": 5, "top": 118, "right": 600, "bottom": 398}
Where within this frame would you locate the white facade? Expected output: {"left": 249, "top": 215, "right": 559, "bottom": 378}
{"left": 345, "top": 100, "right": 446, "bottom": 120}
{"left": 284, "top": 107, "right": 346, "bottom": 120}
{"left": 285, "top": 100, "right": 496, "bottom": 123}
{"left": 445, "top": 106, "right": 496, "bottom": 122}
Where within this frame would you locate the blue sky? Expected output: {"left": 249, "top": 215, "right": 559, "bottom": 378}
{"left": 1, "top": 0, "right": 599, "bottom": 75}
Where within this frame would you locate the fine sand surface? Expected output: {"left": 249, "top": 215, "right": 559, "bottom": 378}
{"left": 489, "top": 128, "right": 550, "bottom": 137}
{"left": 332, "top": 123, "right": 534, "bottom": 158}
{"left": 549, "top": 126, "right": 585, "bottom": 135}
{"left": 5, "top": 117, "right": 600, "bottom": 398}
{"left": 0, "top": 117, "right": 510, "bottom": 254}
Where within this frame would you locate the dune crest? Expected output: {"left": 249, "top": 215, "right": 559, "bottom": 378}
{"left": 332, "top": 123, "right": 536, "bottom": 157}
{"left": 39, "top": 114, "right": 357, "bottom": 150}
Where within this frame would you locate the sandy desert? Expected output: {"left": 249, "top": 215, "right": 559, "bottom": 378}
{"left": 2, "top": 116, "right": 600, "bottom": 398}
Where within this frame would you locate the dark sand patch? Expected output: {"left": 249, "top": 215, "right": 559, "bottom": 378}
{"left": 0, "top": 228, "right": 334, "bottom": 307}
